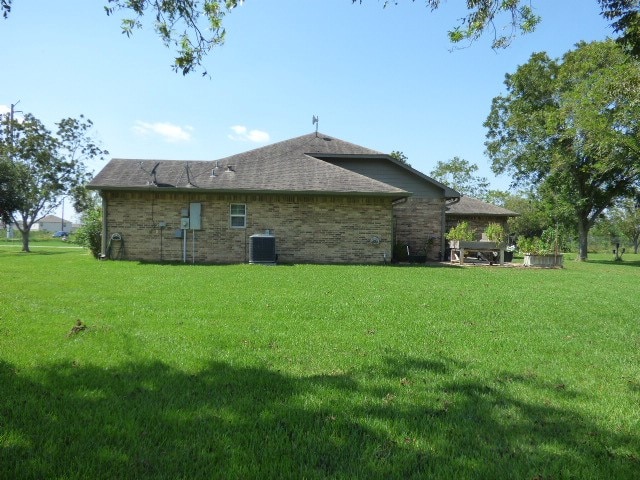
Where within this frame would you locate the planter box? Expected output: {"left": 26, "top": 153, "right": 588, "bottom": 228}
{"left": 449, "top": 240, "right": 500, "bottom": 250}
{"left": 449, "top": 241, "right": 505, "bottom": 265}
{"left": 523, "top": 253, "right": 564, "bottom": 268}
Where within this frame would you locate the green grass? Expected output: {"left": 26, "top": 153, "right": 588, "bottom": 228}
{"left": 1, "top": 247, "right": 639, "bottom": 479}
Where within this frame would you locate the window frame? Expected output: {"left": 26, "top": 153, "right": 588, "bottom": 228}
{"left": 229, "top": 203, "right": 246, "bottom": 229}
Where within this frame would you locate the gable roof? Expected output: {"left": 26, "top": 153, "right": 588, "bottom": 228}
{"left": 88, "top": 132, "right": 409, "bottom": 198}
{"left": 38, "top": 215, "right": 67, "bottom": 223}
{"left": 446, "top": 196, "right": 519, "bottom": 217}
{"left": 317, "top": 153, "right": 460, "bottom": 198}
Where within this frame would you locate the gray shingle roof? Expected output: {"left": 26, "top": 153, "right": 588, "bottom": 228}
{"left": 446, "top": 196, "right": 519, "bottom": 217}
{"left": 88, "top": 132, "right": 409, "bottom": 198}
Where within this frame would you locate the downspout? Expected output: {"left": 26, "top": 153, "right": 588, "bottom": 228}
{"left": 392, "top": 197, "right": 408, "bottom": 260}
{"left": 101, "top": 192, "right": 108, "bottom": 258}
{"left": 442, "top": 197, "right": 460, "bottom": 260}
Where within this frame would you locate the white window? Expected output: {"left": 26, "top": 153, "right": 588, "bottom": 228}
{"left": 230, "top": 204, "right": 246, "bottom": 228}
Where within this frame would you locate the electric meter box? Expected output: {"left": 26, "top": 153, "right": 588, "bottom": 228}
{"left": 180, "top": 218, "right": 190, "bottom": 230}
{"left": 189, "top": 203, "right": 202, "bottom": 230}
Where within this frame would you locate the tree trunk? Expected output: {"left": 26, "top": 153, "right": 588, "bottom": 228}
{"left": 21, "top": 229, "right": 30, "bottom": 252}
{"left": 576, "top": 218, "right": 589, "bottom": 261}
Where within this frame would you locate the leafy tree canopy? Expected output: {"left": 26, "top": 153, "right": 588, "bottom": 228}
{"left": 2, "top": 1, "right": 639, "bottom": 74}
{"left": 429, "top": 156, "right": 490, "bottom": 200}
{"left": 0, "top": 113, "right": 108, "bottom": 251}
{"left": 485, "top": 40, "right": 640, "bottom": 260}
{"left": 389, "top": 150, "right": 411, "bottom": 167}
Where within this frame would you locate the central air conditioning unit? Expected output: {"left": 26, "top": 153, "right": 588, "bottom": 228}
{"left": 250, "top": 233, "right": 276, "bottom": 264}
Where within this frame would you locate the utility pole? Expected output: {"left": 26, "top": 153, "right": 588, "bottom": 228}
{"left": 10, "top": 101, "right": 20, "bottom": 121}
{"left": 9, "top": 100, "right": 21, "bottom": 147}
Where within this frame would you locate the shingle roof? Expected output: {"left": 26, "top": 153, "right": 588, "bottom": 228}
{"left": 446, "top": 196, "right": 519, "bottom": 217}
{"left": 88, "top": 132, "right": 409, "bottom": 198}
{"left": 38, "top": 215, "right": 65, "bottom": 223}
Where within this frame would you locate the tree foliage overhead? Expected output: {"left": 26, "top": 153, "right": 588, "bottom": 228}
{"left": 0, "top": 113, "right": 108, "bottom": 252}
{"left": 354, "top": 0, "right": 540, "bottom": 50}
{"left": 2, "top": 1, "right": 640, "bottom": 75}
{"left": 354, "top": 1, "right": 640, "bottom": 53}
{"left": 485, "top": 40, "right": 640, "bottom": 260}
{"left": 103, "top": 0, "right": 240, "bottom": 75}
{"left": 601, "top": 0, "right": 640, "bottom": 55}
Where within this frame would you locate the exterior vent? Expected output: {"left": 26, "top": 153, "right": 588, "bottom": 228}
{"left": 250, "top": 234, "right": 276, "bottom": 264}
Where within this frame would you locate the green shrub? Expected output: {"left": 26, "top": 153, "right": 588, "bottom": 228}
{"left": 73, "top": 207, "right": 102, "bottom": 258}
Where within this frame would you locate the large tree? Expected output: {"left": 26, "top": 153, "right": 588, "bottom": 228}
{"left": 0, "top": 113, "right": 108, "bottom": 252}
{"left": 485, "top": 40, "right": 640, "bottom": 261}
{"left": 2, "top": 1, "right": 639, "bottom": 74}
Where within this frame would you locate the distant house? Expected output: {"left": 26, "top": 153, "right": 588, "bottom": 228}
{"left": 87, "top": 132, "right": 517, "bottom": 264}
{"left": 36, "top": 215, "right": 72, "bottom": 233}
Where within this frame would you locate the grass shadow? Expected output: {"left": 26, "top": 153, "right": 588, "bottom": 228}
{"left": 0, "top": 247, "right": 83, "bottom": 257}
{"left": 587, "top": 259, "right": 640, "bottom": 268}
{"left": 1, "top": 355, "right": 638, "bottom": 479}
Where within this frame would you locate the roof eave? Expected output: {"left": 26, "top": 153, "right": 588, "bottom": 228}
{"left": 87, "top": 185, "right": 411, "bottom": 199}
{"left": 447, "top": 212, "right": 520, "bottom": 217}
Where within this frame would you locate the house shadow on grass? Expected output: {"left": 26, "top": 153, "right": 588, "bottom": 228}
{"left": 1, "top": 356, "right": 638, "bottom": 479}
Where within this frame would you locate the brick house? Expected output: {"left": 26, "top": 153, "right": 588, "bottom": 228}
{"left": 88, "top": 132, "right": 513, "bottom": 264}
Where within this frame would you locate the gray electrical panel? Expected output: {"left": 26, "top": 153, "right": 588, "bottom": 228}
{"left": 189, "top": 203, "right": 202, "bottom": 230}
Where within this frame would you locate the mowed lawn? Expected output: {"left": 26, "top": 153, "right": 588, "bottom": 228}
{"left": 1, "top": 247, "right": 639, "bottom": 479}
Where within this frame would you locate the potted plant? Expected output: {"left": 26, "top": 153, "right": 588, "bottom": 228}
{"left": 446, "top": 221, "right": 475, "bottom": 249}
{"left": 484, "top": 223, "right": 506, "bottom": 246}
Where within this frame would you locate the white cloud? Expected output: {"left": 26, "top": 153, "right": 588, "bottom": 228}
{"left": 133, "top": 121, "right": 194, "bottom": 143}
{"left": 228, "top": 125, "right": 270, "bottom": 143}
{"left": 0, "top": 105, "right": 9, "bottom": 115}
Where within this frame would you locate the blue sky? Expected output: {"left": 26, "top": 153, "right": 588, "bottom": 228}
{"left": 1, "top": 1, "right": 613, "bottom": 218}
